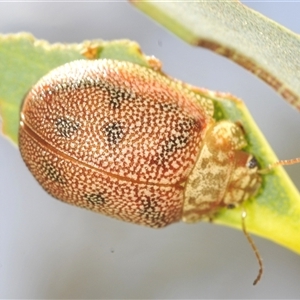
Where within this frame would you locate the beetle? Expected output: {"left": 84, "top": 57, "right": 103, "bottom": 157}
{"left": 19, "top": 59, "right": 262, "bottom": 228}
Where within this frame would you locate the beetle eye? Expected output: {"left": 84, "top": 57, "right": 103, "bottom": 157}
{"left": 227, "top": 204, "right": 236, "bottom": 209}
{"left": 247, "top": 156, "right": 259, "bottom": 169}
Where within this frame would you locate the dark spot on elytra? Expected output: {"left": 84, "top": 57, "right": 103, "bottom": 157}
{"left": 55, "top": 117, "right": 80, "bottom": 138}
{"left": 41, "top": 162, "right": 65, "bottom": 184}
{"left": 108, "top": 88, "right": 136, "bottom": 109}
{"left": 141, "top": 197, "right": 156, "bottom": 213}
{"left": 176, "top": 117, "right": 197, "bottom": 132}
{"left": 85, "top": 193, "right": 106, "bottom": 205}
{"left": 152, "top": 117, "right": 198, "bottom": 166}
{"left": 157, "top": 133, "right": 189, "bottom": 164}
{"left": 158, "top": 102, "right": 179, "bottom": 112}
{"left": 165, "top": 135, "right": 189, "bottom": 152}
{"left": 140, "top": 197, "right": 165, "bottom": 223}
{"left": 103, "top": 121, "right": 125, "bottom": 145}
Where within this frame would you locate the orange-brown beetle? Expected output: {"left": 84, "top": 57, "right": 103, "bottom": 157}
{"left": 19, "top": 59, "right": 261, "bottom": 228}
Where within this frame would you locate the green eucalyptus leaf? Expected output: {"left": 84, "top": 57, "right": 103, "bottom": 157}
{"left": 130, "top": 0, "right": 300, "bottom": 111}
{"left": 0, "top": 33, "right": 299, "bottom": 255}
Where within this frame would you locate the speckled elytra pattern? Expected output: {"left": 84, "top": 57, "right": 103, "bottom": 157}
{"left": 19, "top": 59, "right": 261, "bottom": 228}
{"left": 19, "top": 59, "right": 213, "bottom": 227}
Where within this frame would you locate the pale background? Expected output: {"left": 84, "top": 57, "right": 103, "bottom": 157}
{"left": 1, "top": 1, "right": 300, "bottom": 299}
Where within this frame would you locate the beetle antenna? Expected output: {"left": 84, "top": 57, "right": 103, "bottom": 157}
{"left": 258, "top": 158, "right": 300, "bottom": 174}
{"left": 241, "top": 209, "right": 263, "bottom": 285}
